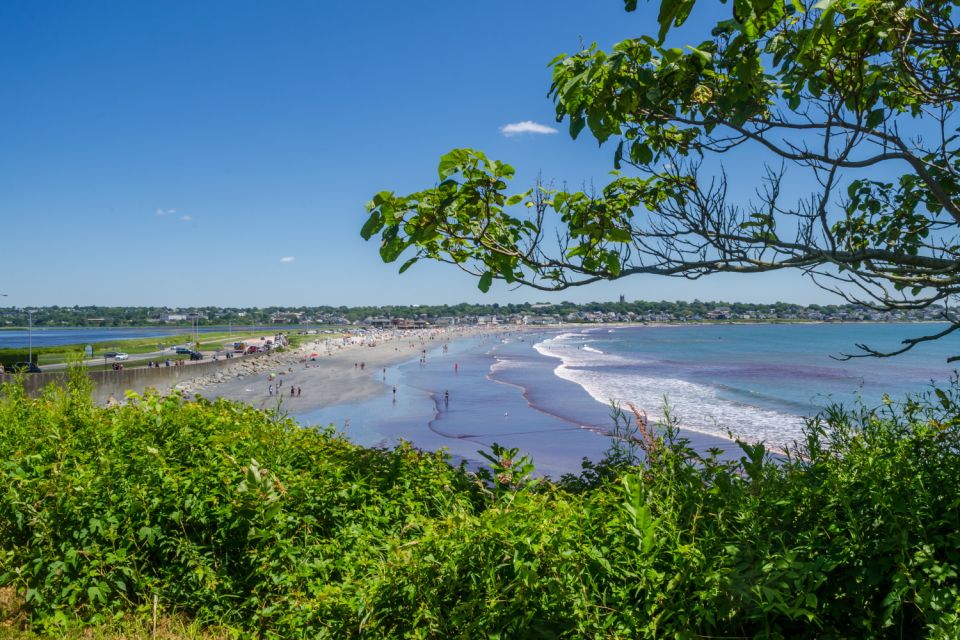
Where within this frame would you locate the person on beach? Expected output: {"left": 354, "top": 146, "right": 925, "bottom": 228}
{"left": 290, "top": 386, "right": 295, "bottom": 397}
{"left": 454, "top": 363, "right": 458, "bottom": 373}
{"left": 297, "top": 386, "right": 301, "bottom": 397}
{"left": 444, "top": 390, "right": 449, "bottom": 408}
{"left": 268, "top": 385, "right": 273, "bottom": 396}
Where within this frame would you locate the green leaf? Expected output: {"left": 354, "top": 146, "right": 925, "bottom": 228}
{"left": 380, "top": 237, "right": 407, "bottom": 263}
{"left": 686, "top": 45, "right": 712, "bottom": 63}
{"left": 438, "top": 149, "right": 470, "bottom": 180}
{"left": 478, "top": 271, "right": 494, "bottom": 293}
{"left": 398, "top": 256, "right": 419, "bottom": 274}
{"left": 935, "top": 388, "right": 950, "bottom": 409}
{"left": 657, "top": 0, "right": 695, "bottom": 43}
{"left": 360, "top": 211, "right": 383, "bottom": 240}
{"left": 662, "top": 48, "right": 684, "bottom": 64}
{"left": 630, "top": 142, "right": 653, "bottom": 165}
{"left": 866, "top": 108, "right": 885, "bottom": 129}
{"left": 569, "top": 115, "right": 586, "bottom": 140}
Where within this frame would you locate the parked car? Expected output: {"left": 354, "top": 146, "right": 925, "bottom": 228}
{"left": 114, "top": 352, "right": 129, "bottom": 361}
{"left": 246, "top": 346, "right": 258, "bottom": 355}
{"left": 175, "top": 347, "right": 193, "bottom": 355}
{"left": 9, "top": 362, "right": 42, "bottom": 373}
{"left": 104, "top": 351, "right": 118, "bottom": 358}
{"left": 189, "top": 351, "right": 204, "bottom": 361}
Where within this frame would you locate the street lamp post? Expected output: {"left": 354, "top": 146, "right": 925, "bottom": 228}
{"left": 27, "top": 309, "right": 34, "bottom": 365}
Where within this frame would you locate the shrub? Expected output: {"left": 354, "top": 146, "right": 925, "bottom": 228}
{"left": 0, "top": 374, "right": 958, "bottom": 637}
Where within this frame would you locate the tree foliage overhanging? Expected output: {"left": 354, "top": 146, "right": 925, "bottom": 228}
{"left": 363, "top": 0, "right": 960, "bottom": 359}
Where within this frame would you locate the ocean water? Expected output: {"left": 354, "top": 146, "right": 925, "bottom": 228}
{"left": 294, "top": 323, "right": 958, "bottom": 477}
{"left": 533, "top": 323, "right": 958, "bottom": 448}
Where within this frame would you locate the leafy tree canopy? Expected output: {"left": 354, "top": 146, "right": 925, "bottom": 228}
{"left": 363, "top": 0, "right": 960, "bottom": 360}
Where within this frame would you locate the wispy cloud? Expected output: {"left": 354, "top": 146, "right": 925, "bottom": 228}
{"left": 179, "top": 215, "right": 192, "bottom": 222}
{"left": 280, "top": 256, "right": 296, "bottom": 263}
{"left": 155, "top": 208, "right": 177, "bottom": 216}
{"left": 500, "top": 120, "right": 558, "bottom": 136}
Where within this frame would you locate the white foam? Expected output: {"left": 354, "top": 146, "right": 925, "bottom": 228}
{"left": 533, "top": 333, "right": 806, "bottom": 447}
{"left": 489, "top": 356, "right": 526, "bottom": 373}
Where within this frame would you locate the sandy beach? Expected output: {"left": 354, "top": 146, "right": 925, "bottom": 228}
{"left": 187, "top": 325, "right": 526, "bottom": 412}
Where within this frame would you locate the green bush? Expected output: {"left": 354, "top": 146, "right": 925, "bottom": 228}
{"left": 0, "top": 372, "right": 958, "bottom": 637}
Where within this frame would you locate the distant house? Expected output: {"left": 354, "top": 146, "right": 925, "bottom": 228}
{"left": 270, "top": 312, "right": 303, "bottom": 323}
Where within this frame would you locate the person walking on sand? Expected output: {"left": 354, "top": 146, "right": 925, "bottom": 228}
{"left": 268, "top": 385, "right": 273, "bottom": 396}
{"left": 444, "top": 390, "right": 449, "bottom": 408}
{"left": 297, "top": 386, "right": 301, "bottom": 397}
{"left": 291, "top": 386, "right": 295, "bottom": 397}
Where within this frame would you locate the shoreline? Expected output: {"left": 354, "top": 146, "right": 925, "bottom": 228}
{"left": 164, "top": 321, "right": 956, "bottom": 475}
{"left": 191, "top": 325, "right": 535, "bottom": 413}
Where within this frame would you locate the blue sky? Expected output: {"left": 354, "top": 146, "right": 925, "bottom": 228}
{"left": 2, "top": 0, "right": 845, "bottom": 308}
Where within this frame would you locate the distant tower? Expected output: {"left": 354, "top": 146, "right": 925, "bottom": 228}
{"left": 619, "top": 294, "right": 625, "bottom": 303}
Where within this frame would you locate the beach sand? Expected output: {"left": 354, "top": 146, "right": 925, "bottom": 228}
{"left": 190, "top": 325, "right": 524, "bottom": 412}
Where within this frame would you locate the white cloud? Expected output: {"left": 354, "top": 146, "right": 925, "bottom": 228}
{"left": 179, "top": 215, "right": 192, "bottom": 222}
{"left": 500, "top": 120, "right": 558, "bottom": 136}
{"left": 155, "top": 208, "right": 177, "bottom": 216}
{"left": 280, "top": 256, "right": 296, "bottom": 263}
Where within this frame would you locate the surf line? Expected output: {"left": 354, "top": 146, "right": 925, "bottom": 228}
{"left": 485, "top": 358, "right": 614, "bottom": 437}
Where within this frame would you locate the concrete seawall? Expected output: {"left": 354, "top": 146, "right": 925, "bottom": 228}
{"left": 0, "top": 356, "right": 260, "bottom": 405}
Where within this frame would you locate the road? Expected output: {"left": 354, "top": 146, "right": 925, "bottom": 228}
{"left": 40, "top": 347, "right": 228, "bottom": 371}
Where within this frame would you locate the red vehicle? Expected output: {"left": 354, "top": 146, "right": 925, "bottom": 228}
{"left": 246, "top": 346, "right": 258, "bottom": 355}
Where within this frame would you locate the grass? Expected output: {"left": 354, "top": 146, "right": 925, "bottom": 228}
{"left": 0, "top": 587, "right": 231, "bottom": 639}
{"left": 4, "top": 330, "right": 346, "bottom": 368}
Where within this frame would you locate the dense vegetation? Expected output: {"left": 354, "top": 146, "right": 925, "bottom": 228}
{"left": 1, "top": 372, "right": 959, "bottom": 637}
{"left": 0, "top": 300, "right": 935, "bottom": 329}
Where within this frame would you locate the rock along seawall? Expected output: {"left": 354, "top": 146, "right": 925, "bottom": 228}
{"left": 0, "top": 355, "right": 265, "bottom": 405}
